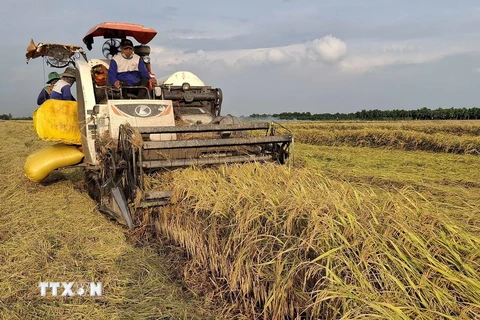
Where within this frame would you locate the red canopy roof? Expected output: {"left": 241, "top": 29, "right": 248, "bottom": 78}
{"left": 83, "top": 22, "right": 157, "bottom": 50}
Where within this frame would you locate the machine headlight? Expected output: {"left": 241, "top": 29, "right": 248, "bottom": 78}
{"left": 182, "top": 82, "right": 190, "bottom": 91}
{"left": 142, "top": 55, "right": 151, "bottom": 64}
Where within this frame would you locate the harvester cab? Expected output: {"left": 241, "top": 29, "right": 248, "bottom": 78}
{"left": 29, "top": 22, "right": 293, "bottom": 228}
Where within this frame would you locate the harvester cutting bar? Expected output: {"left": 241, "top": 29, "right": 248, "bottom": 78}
{"left": 137, "top": 191, "right": 173, "bottom": 208}
{"left": 137, "top": 122, "right": 271, "bottom": 134}
{"left": 143, "top": 135, "right": 292, "bottom": 150}
{"left": 143, "top": 155, "right": 272, "bottom": 168}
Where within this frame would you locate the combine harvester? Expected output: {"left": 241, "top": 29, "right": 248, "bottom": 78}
{"left": 26, "top": 22, "right": 293, "bottom": 228}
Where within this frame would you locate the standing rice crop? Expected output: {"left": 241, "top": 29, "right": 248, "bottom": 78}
{"left": 151, "top": 163, "right": 479, "bottom": 319}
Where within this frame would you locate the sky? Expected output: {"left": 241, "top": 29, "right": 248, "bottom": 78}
{"left": 2, "top": 0, "right": 480, "bottom": 117}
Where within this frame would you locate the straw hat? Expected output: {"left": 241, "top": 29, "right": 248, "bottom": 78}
{"left": 61, "top": 67, "right": 76, "bottom": 79}
{"left": 46, "top": 72, "right": 60, "bottom": 84}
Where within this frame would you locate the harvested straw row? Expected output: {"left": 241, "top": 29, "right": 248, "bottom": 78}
{"left": 151, "top": 163, "right": 480, "bottom": 319}
{"left": 285, "top": 120, "right": 480, "bottom": 137}
{"left": 291, "top": 128, "right": 480, "bottom": 154}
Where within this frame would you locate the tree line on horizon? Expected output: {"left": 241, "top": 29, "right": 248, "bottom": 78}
{"left": 249, "top": 107, "right": 480, "bottom": 121}
{"left": 3, "top": 106, "right": 480, "bottom": 122}
{"left": 0, "top": 114, "right": 32, "bottom": 120}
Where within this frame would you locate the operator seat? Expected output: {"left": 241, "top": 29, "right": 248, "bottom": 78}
{"left": 91, "top": 64, "right": 112, "bottom": 102}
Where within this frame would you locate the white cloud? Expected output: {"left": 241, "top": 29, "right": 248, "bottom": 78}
{"left": 306, "top": 35, "right": 347, "bottom": 63}
{"left": 265, "top": 48, "right": 294, "bottom": 65}
{"left": 151, "top": 32, "right": 480, "bottom": 78}
{"left": 150, "top": 35, "right": 346, "bottom": 73}
{"left": 339, "top": 39, "right": 473, "bottom": 74}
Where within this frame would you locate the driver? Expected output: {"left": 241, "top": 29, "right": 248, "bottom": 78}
{"left": 108, "top": 39, "right": 154, "bottom": 99}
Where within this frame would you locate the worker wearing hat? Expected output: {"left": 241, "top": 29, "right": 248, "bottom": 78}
{"left": 50, "top": 67, "right": 77, "bottom": 101}
{"left": 36, "top": 71, "right": 61, "bottom": 105}
{"left": 108, "top": 38, "right": 154, "bottom": 99}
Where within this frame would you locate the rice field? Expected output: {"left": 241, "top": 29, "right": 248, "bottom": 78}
{"left": 1, "top": 120, "right": 479, "bottom": 319}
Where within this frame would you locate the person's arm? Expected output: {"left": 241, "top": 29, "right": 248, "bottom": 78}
{"left": 108, "top": 59, "right": 118, "bottom": 85}
{"left": 37, "top": 88, "right": 48, "bottom": 105}
{"left": 138, "top": 59, "right": 151, "bottom": 80}
{"left": 61, "top": 86, "right": 76, "bottom": 101}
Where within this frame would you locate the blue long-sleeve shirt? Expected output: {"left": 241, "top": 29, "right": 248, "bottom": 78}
{"left": 108, "top": 54, "right": 150, "bottom": 86}
{"left": 37, "top": 88, "right": 50, "bottom": 105}
{"left": 50, "top": 79, "right": 76, "bottom": 101}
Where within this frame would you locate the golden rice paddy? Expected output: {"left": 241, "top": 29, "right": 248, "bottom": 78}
{"left": 1, "top": 120, "right": 479, "bottom": 319}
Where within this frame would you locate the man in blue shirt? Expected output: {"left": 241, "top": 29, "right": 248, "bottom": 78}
{"left": 50, "top": 67, "right": 76, "bottom": 101}
{"left": 108, "top": 39, "right": 153, "bottom": 99}
{"left": 37, "top": 71, "right": 61, "bottom": 105}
